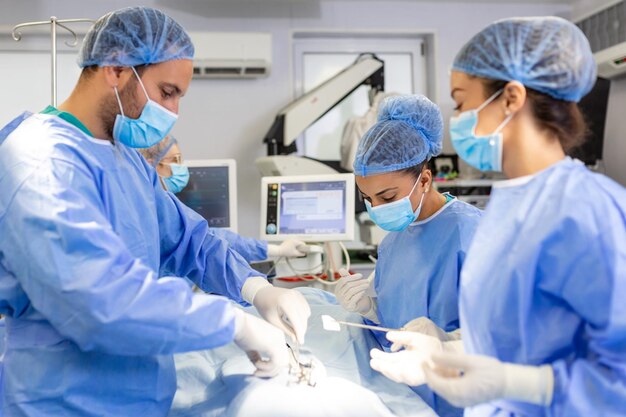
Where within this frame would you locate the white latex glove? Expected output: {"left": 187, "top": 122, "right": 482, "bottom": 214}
{"left": 232, "top": 309, "right": 290, "bottom": 377}
{"left": 370, "top": 348, "right": 430, "bottom": 386}
{"left": 423, "top": 352, "right": 554, "bottom": 408}
{"left": 334, "top": 269, "right": 378, "bottom": 322}
{"left": 241, "top": 277, "right": 311, "bottom": 344}
{"left": 267, "top": 239, "right": 308, "bottom": 258}
{"left": 388, "top": 327, "right": 463, "bottom": 354}
{"left": 402, "top": 317, "right": 461, "bottom": 342}
{"left": 370, "top": 331, "right": 443, "bottom": 386}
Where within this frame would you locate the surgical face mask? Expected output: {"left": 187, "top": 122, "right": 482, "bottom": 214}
{"left": 449, "top": 89, "right": 513, "bottom": 172}
{"left": 112, "top": 67, "right": 178, "bottom": 148}
{"left": 162, "top": 163, "right": 189, "bottom": 194}
{"left": 365, "top": 174, "right": 426, "bottom": 232}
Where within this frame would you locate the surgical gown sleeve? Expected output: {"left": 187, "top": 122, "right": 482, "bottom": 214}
{"left": 209, "top": 228, "right": 268, "bottom": 262}
{"left": 0, "top": 157, "right": 238, "bottom": 356}
{"left": 539, "top": 195, "right": 626, "bottom": 416}
{"left": 154, "top": 182, "right": 264, "bottom": 303}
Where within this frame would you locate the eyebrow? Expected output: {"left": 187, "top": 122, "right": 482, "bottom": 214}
{"left": 375, "top": 187, "right": 398, "bottom": 197}
{"left": 450, "top": 87, "right": 464, "bottom": 99}
{"left": 159, "top": 82, "right": 183, "bottom": 97}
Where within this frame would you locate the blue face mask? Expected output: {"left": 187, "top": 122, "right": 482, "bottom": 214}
{"left": 365, "top": 174, "right": 426, "bottom": 232}
{"left": 113, "top": 67, "right": 178, "bottom": 148}
{"left": 162, "top": 163, "right": 190, "bottom": 194}
{"left": 449, "top": 89, "right": 513, "bottom": 172}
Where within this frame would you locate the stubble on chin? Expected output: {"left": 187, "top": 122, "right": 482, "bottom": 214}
{"left": 98, "top": 80, "right": 141, "bottom": 141}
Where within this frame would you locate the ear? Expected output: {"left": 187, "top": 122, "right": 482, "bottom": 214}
{"left": 420, "top": 168, "right": 433, "bottom": 192}
{"left": 502, "top": 81, "right": 526, "bottom": 115}
{"left": 102, "top": 66, "right": 131, "bottom": 89}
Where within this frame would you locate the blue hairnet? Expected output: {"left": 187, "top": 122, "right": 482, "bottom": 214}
{"left": 78, "top": 7, "right": 194, "bottom": 67}
{"left": 452, "top": 16, "right": 596, "bottom": 102}
{"left": 353, "top": 94, "right": 443, "bottom": 176}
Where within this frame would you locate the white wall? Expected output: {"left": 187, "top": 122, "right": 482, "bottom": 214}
{"left": 0, "top": 0, "right": 574, "bottom": 237}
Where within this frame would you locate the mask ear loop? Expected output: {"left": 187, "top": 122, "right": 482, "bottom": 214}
{"left": 414, "top": 190, "right": 427, "bottom": 214}
{"left": 408, "top": 172, "right": 423, "bottom": 196}
{"left": 476, "top": 88, "right": 504, "bottom": 113}
{"left": 410, "top": 173, "right": 427, "bottom": 220}
{"left": 131, "top": 66, "right": 150, "bottom": 101}
{"left": 494, "top": 111, "right": 515, "bottom": 134}
{"left": 113, "top": 86, "right": 125, "bottom": 117}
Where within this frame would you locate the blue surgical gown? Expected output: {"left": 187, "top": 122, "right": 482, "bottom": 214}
{"left": 460, "top": 158, "right": 626, "bottom": 417}
{"left": 211, "top": 228, "right": 268, "bottom": 263}
{"left": 372, "top": 197, "right": 483, "bottom": 417}
{"left": 0, "top": 112, "right": 263, "bottom": 417}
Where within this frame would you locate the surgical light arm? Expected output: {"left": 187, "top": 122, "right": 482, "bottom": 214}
{"left": 263, "top": 54, "right": 384, "bottom": 156}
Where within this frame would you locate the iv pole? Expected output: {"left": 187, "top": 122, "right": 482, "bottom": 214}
{"left": 11, "top": 17, "right": 95, "bottom": 107}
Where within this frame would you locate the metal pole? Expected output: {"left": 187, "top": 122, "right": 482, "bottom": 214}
{"left": 51, "top": 16, "right": 57, "bottom": 107}
{"left": 12, "top": 17, "right": 95, "bottom": 106}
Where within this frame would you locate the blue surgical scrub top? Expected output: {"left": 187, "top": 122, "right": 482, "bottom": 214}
{"left": 460, "top": 158, "right": 626, "bottom": 417}
{"left": 372, "top": 196, "right": 483, "bottom": 417}
{"left": 0, "top": 111, "right": 263, "bottom": 416}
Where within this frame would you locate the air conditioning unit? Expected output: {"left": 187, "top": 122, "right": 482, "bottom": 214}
{"left": 188, "top": 32, "right": 272, "bottom": 79}
{"left": 575, "top": 0, "right": 626, "bottom": 79}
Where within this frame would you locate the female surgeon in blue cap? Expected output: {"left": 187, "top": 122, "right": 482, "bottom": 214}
{"left": 370, "top": 16, "right": 626, "bottom": 417}
{"left": 336, "top": 94, "right": 482, "bottom": 417}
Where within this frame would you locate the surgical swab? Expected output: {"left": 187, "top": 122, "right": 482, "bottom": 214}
{"left": 321, "top": 315, "right": 404, "bottom": 333}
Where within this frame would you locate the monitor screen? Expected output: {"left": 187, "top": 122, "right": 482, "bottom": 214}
{"left": 177, "top": 160, "right": 237, "bottom": 231}
{"left": 261, "top": 174, "right": 355, "bottom": 242}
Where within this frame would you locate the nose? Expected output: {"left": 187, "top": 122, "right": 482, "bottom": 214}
{"left": 168, "top": 99, "right": 179, "bottom": 115}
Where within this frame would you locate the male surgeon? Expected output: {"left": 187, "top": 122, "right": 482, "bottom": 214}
{"left": 0, "top": 7, "right": 310, "bottom": 416}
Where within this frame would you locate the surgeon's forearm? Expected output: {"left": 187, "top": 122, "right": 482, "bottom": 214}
{"left": 211, "top": 228, "right": 268, "bottom": 262}
{"left": 45, "top": 271, "right": 239, "bottom": 356}
{"left": 191, "top": 237, "right": 262, "bottom": 304}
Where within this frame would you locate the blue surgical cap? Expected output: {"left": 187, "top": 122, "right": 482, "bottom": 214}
{"left": 353, "top": 95, "right": 443, "bottom": 177}
{"left": 140, "top": 135, "right": 178, "bottom": 167}
{"left": 78, "top": 7, "right": 194, "bottom": 67}
{"left": 452, "top": 16, "right": 596, "bottom": 102}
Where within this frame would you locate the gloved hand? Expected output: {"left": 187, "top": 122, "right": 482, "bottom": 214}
{"left": 232, "top": 308, "right": 290, "bottom": 377}
{"left": 423, "top": 352, "right": 554, "bottom": 408}
{"left": 388, "top": 325, "right": 463, "bottom": 354}
{"left": 242, "top": 277, "right": 311, "bottom": 344}
{"left": 335, "top": 268, "right": 378, "bottom": 322}
{"left": 370, "top": 331, "right": 443, "bottom": 386}
{"left": 401, "top": 317, "right": 461, "bottom": 342}
{"left": 267, "top": 239, "right": 309, "bottom": 258}
{"left": 370, "top": 348, "right": 430, "bottom": 386}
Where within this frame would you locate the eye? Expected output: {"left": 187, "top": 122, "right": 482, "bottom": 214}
{"left": 381, "top": 195, "right": 396, "bottom": 203}
{"left": 161, "top": 88, "right": 173, "bottom": 99}
{"left": 453, "top": 103, "right": 462, "bottom": 111}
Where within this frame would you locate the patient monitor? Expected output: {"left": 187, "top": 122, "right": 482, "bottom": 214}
{"left": 260, "top": 174, "right": 355, "bottom": 243}
{"left": 177, "top": 159, "right": 238, "bottom": 232}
